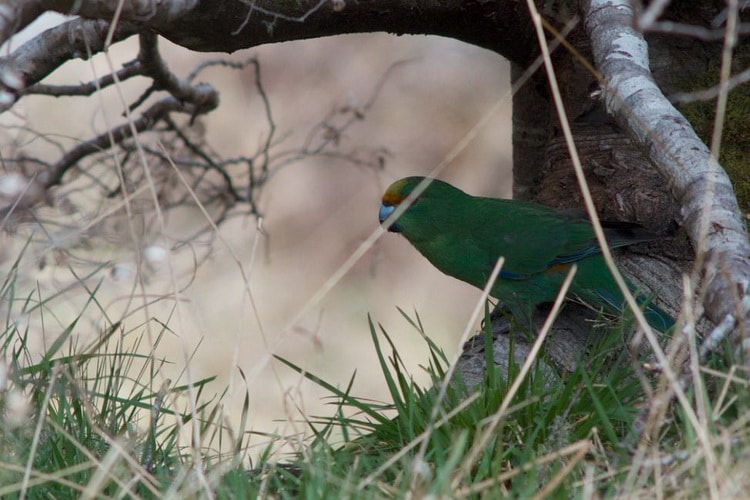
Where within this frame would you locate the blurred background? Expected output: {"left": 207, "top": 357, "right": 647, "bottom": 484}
{"left": 1, "top": 15, "right": 511, "bottom": 459}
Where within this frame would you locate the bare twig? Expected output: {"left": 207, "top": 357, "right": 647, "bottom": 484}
{"left": 0, "top": 18, "right": 138, "bottom": 111}
{"left": 669, "top": 65, "right": 750, "bottom": 104}
{"left": 137, "top": 31, "right": 200, "bottom": 105}
{"left": 641, "top": 21, "right": 750, "bottom": 41}
{"left": 58, "top": 0, "right": 200, "bottom": 28}
{"left": 635, "top": 0, "right": 671, "bottom": 32}
{"left": 161, "top": 115, "right": 245, "bottom": 203}
{"left": 232, "top": 0, "right": 328, "bottom": 35}
{"left": 44, "top": 96, "right": 216, "bottom": 187}
{"left": 25, "top": 60, "right": 144, "bottom": 98}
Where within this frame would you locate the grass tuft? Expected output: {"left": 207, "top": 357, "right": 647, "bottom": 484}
{"left": 0, "top": 286, "right": 747, "bottom": 496}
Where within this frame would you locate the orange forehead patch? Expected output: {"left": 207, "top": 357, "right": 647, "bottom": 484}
{"left": 381, "top": 178, "right": 414, "bottom": 206}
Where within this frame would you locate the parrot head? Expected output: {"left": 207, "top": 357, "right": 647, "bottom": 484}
{"left": 379, "top": 176, "right": 464, "bottom": 235}
{"left": 379, "top": 177, "right": 437, "bottom": 232}
{"left": 380, "top": 177, "right": 415, "bottom": 232}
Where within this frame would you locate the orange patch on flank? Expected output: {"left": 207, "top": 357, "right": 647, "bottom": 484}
{"left": 545, "top": 263, "right": 571, "bottom": 275}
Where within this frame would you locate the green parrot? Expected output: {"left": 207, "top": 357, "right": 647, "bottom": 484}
{"left": 378, "top": 176, "right": 674, "bottom": 331}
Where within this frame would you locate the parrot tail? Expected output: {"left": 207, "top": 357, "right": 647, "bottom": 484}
{"left": 592, "top": 286, "right": 675, "bottom": 332}
{"left": 639, "top": 297, "right": 675, "bottom": 331}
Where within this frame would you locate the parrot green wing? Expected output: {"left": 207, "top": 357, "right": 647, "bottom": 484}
{"left": 466, "top": 197, "right": 664, "bottom": 276}
{"left": 465, "top": 197, "right": 600, "bottom": 277}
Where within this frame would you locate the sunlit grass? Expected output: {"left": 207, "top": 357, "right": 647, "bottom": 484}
{"left": 1, "top": 279, "right": 745, "bottom": 497}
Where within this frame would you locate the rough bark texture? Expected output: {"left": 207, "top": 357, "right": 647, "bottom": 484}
{"left": 511, "top": 62, "right": 551, "bottom": 202}
{"left": 161, "top": 0, "right": 540, "bottom": 64}
{"left": 457, "top": 304, "right": 601, "bottom": 392}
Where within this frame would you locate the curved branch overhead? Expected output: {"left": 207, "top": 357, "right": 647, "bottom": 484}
{"left": 158, "top": 0, "right": 534, "bottom": 61}
{"left": 0, "top": 0, "right": 535, "bottom": 112}
{"left": 0, "top": 18, "right": 138, "bottom": 108}
{"left": 1, "top": 1, "right": 536, "bottom": 60}
{"left": 582, "top": 0, "right": 750, "bottom": 338}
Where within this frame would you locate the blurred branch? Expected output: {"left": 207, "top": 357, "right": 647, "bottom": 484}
{"left": 135, "top": 31, "right": 202, "bottom": 109}
{"left": 44, "top": 94, "right": 215, "bottom": 188}
{"left": 642, "top": 20, "right": 750, "bottom": 41}
{"left": 0, "top": 1, "right": 46, "bottom": 46}
{"left": 0, "top": 0, "right": 198, "bottom": 48}
{"left": 1, "top": 24, "right": 394, "bottom": 254}
{"left": 0, "top": 1, "right": 529, "bottom": 113}
{"left": 0, "top": 18, "right": 138, "bottom": 110}
{"left": 669, "top": 65, "right": 750, "bottom": 104}
{"left": 161, "top": 115, "right": 245, "bottom": 204}
{"left": 25, "top": 60, "right": 144, "bottom": 97}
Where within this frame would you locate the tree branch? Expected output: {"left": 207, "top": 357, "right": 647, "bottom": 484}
{"left": 0, "top": 0, "right": 198, "bottom": 48}
{"left": 0, "top": 17, "right": 138, "bottom": 111}
{"left": 43, "top": 96, "right": 206, "bottom": 187}
{"left": 582, "top": 0, "right": 750, "bottom": 357}
{"left": 0, "top": 1, "right": 45, "bottom": 46}
{"left": 25, "top": 60, "right": 143, "bottom": 97}
{"left": 0, "top": 1, "right": 536, "bottom": 114}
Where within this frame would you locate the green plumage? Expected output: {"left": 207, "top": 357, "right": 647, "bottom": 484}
{"left": 379, "top": 176, "right": 674, "bottom": 331}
